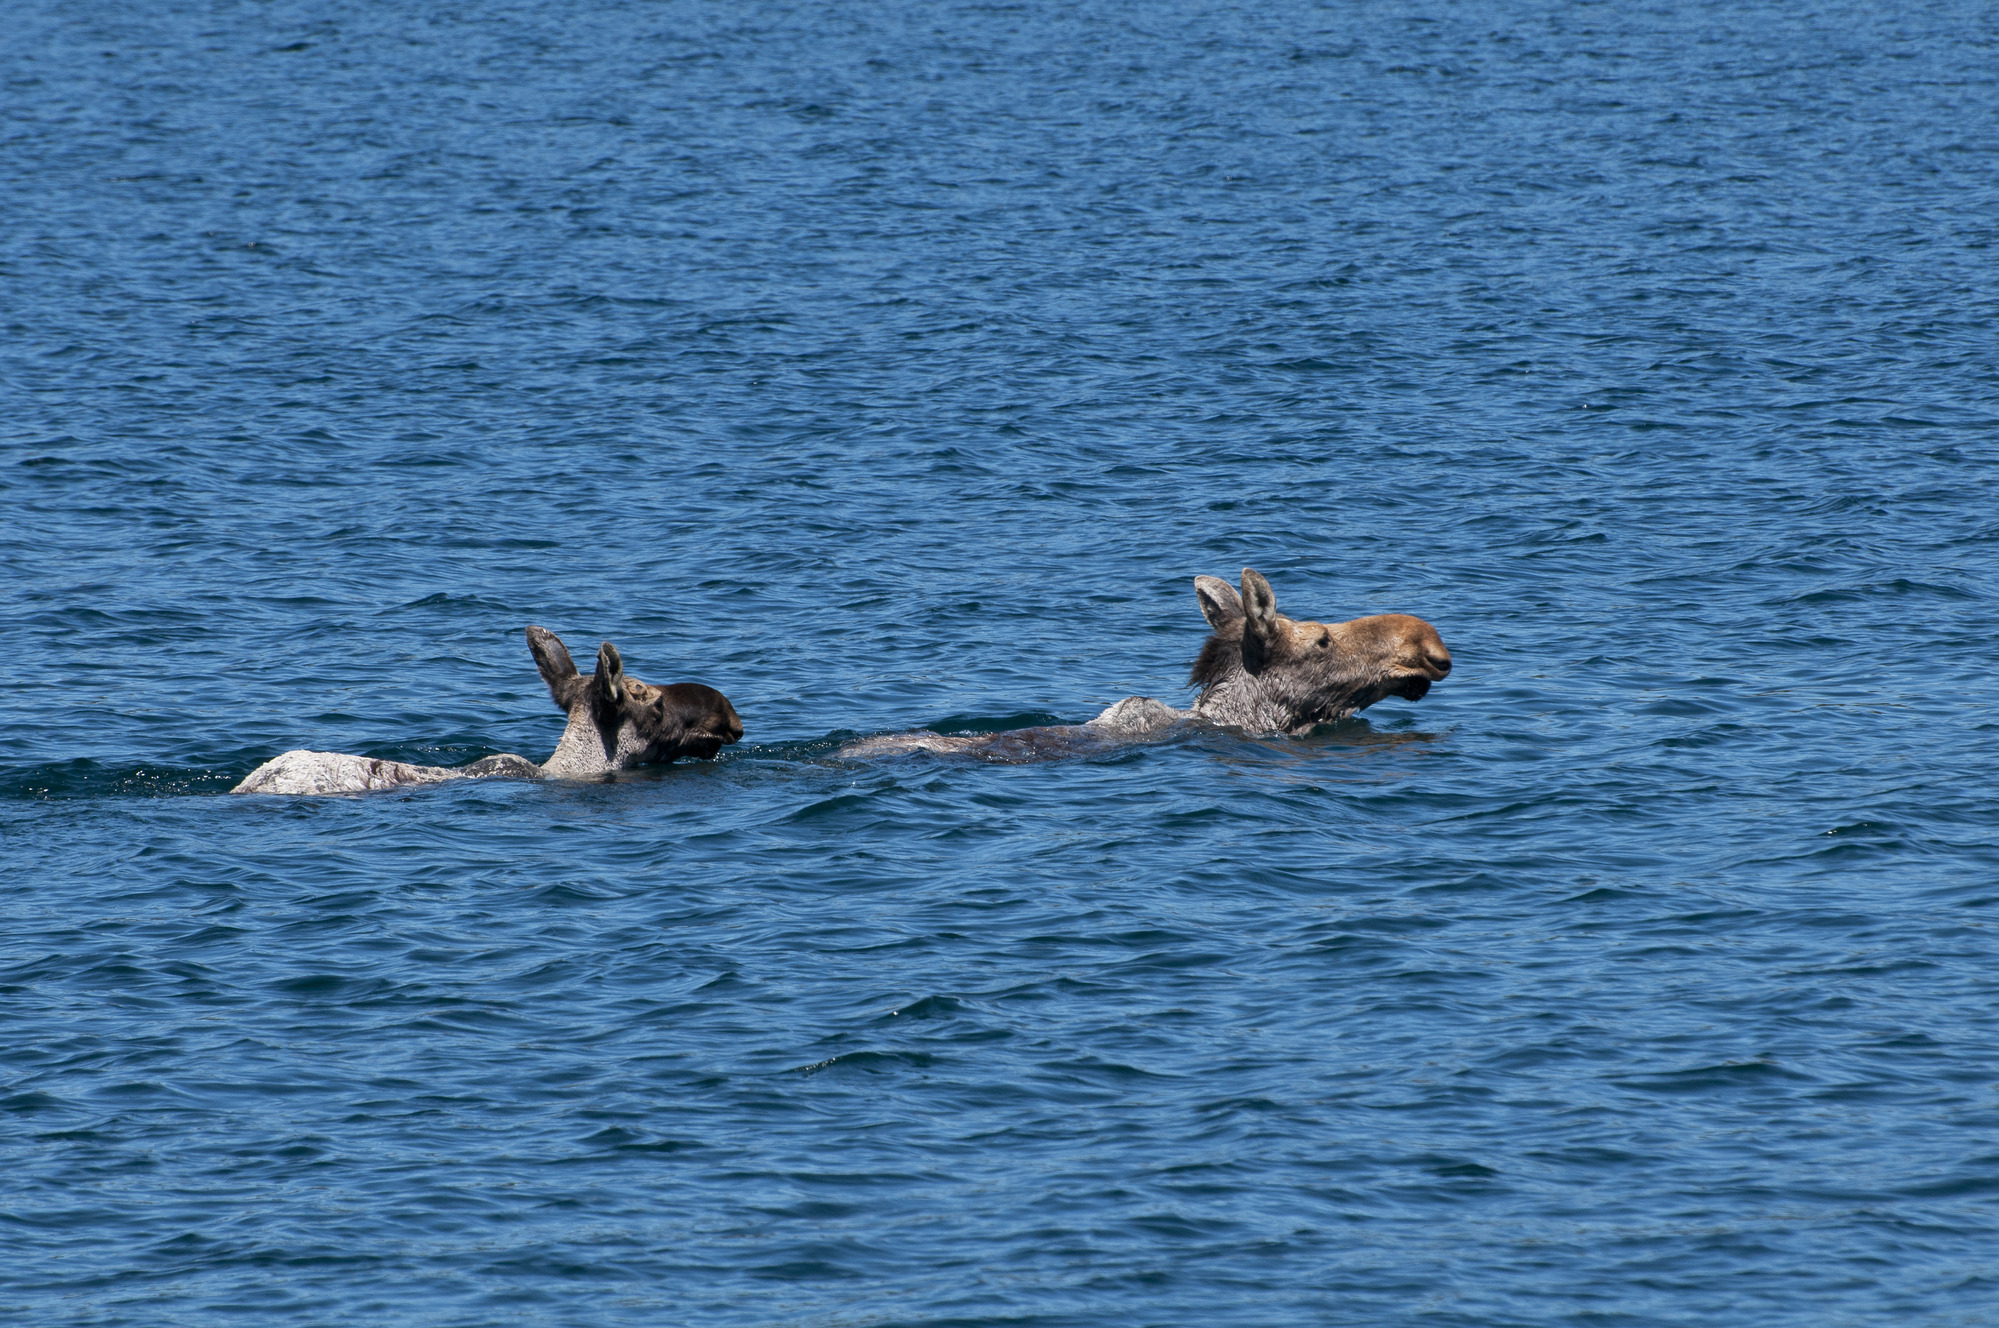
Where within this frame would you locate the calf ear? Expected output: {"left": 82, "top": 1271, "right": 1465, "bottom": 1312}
{"left": 526, "top": 626, "right": 580, "bottom": 707}
{"left": 1194, "top": 575, "right": 1244, "bottom": 629}
{"left": 1239, "top": 568, "right": 1279, "bottom": 674}
{"left": 595, "top": 641, "right": 625, "bottom": 705}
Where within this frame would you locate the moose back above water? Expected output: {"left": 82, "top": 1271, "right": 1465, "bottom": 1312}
{"left": 233, "top": 626, "right": 743, "bottom": 795}
{"left": 845, "top": 568, "right": 1451, "bottom": 759}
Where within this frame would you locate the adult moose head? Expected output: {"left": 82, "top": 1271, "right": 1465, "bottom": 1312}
{"left": 1187, "top": 568, "right": 1452, "bottom": 735}
{"left": 233, "top": 626, "right": 742, "bottom": 794}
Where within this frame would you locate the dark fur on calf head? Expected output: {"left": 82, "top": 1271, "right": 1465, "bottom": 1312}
{"left": 640, "top": 683, "right": 744, "bottom": 760}
{"left": 526, "top": 625, "right": 745, "bottom": 769}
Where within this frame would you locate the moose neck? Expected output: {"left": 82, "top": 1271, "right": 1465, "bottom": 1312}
{"left": 539, "top": 704, "right": 658, "bottom": 778}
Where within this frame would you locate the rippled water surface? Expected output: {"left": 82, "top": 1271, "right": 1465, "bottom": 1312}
{"left": 7, "top": 1, "right": 1999, "bottom": 1323}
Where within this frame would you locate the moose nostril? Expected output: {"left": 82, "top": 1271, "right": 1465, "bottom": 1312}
{"left": 1432, "top": 655, "right": 1452, "bottom": 675}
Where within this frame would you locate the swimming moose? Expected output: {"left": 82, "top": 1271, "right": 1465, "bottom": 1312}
{"left": 233, "top": 626, "right": 743, "bottom": 794}
{"left": 845, "top": 568, "right": 1451, "bottom": 758}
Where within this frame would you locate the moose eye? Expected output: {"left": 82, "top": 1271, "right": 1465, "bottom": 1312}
{"left": 1317, "top": 634, "right": 1330, "bottom": 648}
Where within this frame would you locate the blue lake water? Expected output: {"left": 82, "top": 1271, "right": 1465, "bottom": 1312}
{"left": 6, "top": 1, "right": 1999, "bottom": 1322}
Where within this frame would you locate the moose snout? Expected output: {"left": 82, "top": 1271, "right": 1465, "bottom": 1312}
{"left": 682, "top": 710, "right": 742, "bottom": 761}
{"left": 1427, "top": 650, "right": 1452, "bottom": 678}
{"left": 700, "top": 698, "right": 744, "bottom": 747}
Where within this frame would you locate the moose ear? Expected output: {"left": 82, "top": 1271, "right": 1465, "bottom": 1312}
{"left": 1194, "top": 575, "right": 1244, "bottom": 629}
{"left": 1239, "top": 568, "right": 1279, "bottom": 675}
{"left": 595, "top": 641, "right": 625, "bottom": 705}
{"left": 526, "top": 626, "right": 580, "bottom": 705}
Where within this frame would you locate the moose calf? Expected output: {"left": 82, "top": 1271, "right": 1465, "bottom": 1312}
{"left": 233, "top": 626, "right": 742, "bottom": 794}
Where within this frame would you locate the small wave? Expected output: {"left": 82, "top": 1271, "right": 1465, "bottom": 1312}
{"left": 921, "top": 710, "right": 1074, "bottom": 735}
{"left": 1612, "top": 1060, "right": 1818, "bottom": 1094}
{"left": 385, "top": 591, "right": 519, "bottom": 615}
{"left": 878, "top": 994, "right": 966, "bottom": 1021}
{"left": 791, "top": 1049, "right": 937, "bottom": 1077}
{"left": 1790, "top": 578, "right": 1980, "bottom": 604}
